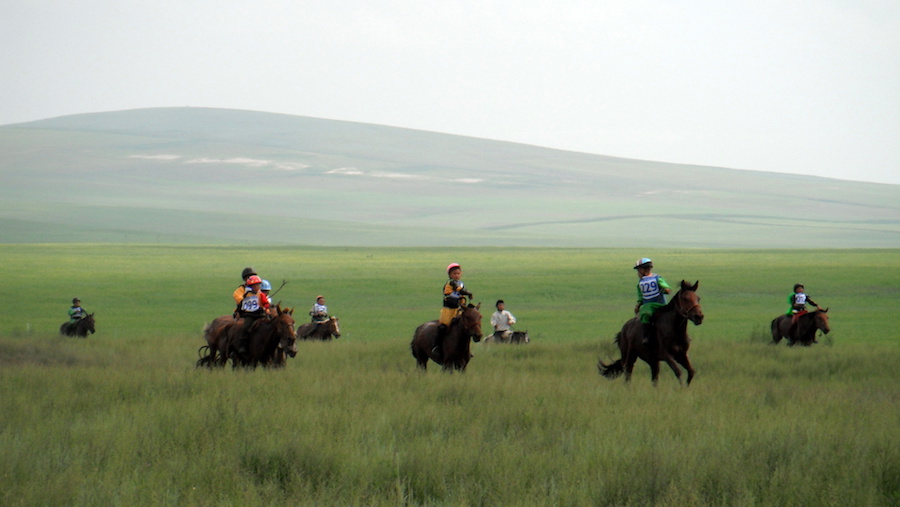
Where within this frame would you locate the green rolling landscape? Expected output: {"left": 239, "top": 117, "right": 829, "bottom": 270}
{"left": 2, "top": 107, "right": 897, "bottom": 247}
{"left": 1, "top": 108, "right": 898, "bottom": 505}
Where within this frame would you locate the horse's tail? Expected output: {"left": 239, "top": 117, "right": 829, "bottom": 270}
{"left": 598, "top": 358, "right": 624, "bottom": 379}
{"left": 598, "top": 331, "right": 625, "bottom": 379}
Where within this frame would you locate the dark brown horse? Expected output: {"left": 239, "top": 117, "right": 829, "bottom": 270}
{"left": 233, "top": 305, "right": 297, "bottom": 369}
{"left": 296, "top": 316, "right": 341, "bottom": 341}
{"left": 598, "top": 280, "right": 703, "bottom": 385}
{"left": 771, "top": 309, "right": 830, "bottom": 346}
{"left": 198, "top": 305, "right": 297, "bottom": 368}
{"left": 60, "top": 314, "right": 95, "bottom": 338}
{"left": 197, "top": 315, "right": 234, "bottom": 367}
{"left": 411, "top": 303, "right": 483, "bottom": 371}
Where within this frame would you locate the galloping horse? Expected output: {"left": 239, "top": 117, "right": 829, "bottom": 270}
{"left": 296, "top": 316, "right": 341, "bottom": 341}
{"left": 598, "top": 280, "right": 703, "bottom": 385}
{"left": 60, "top": 314, "right": 95, "bottom": 338}
{"left": 198, "top": 305, "right": 297, "bottom": 368}
{"left": 410, "top": 303, "right": 483, "bottom": 371}
{"left": 771, "top": 309, "right": 830, "bottom": 346}
{"left": 233, "top": 305, "right": 297, "bottom": 369}
{"left": 483, "top": 330, "right": 530, "bottom": 344}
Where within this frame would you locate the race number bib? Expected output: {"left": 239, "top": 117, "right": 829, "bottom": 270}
{"left": 639, "top": 276, "right": 662, "bottom": 300}
{"left": 795, "top": 293, "right": 807, "bottom": 305}
{"left": 241, "top": 295, "right": 260, "bottom": 312}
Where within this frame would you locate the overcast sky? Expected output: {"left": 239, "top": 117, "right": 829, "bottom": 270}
{"left": 3, "top": 1, "right": 898, "bottom": 184}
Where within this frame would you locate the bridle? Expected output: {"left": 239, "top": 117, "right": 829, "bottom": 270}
{"left": 674, "top": 291, "right": 702, "bottom": 320}
{"left": 460, "top": 308, "right": 483, "bottom": 339}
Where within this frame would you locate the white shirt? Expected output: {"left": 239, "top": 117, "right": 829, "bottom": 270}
{"left": 491, "top": 309, "right": 516, "bottom": 331}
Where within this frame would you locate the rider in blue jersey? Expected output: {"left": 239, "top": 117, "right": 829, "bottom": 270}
{"left": 634, "top": 258, "right": 671, "bottom": 348}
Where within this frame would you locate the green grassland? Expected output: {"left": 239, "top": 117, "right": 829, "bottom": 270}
{"left": 1, "top": 245, "right": 898, "bottom": 505}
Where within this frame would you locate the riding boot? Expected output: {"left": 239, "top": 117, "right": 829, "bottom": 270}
{"left": 641, "top": 322, "right": 655, "bottom": 348}
{"left": 432, "top": 324, "right": 447, "bottom": 361}
{"left": 237, "top": 317, "right": 253, "bottom": 356}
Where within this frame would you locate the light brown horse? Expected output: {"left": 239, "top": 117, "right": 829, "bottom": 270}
{"left": 771, "top": 309, "right": 830, "bottom": 346}
{"left": 598, "top": 280, "right": 703, "bottom": 385}
{"left": 410, "top": 303, "right": 483, "bottom": 372}
{"left": 296, "top": 316, "right": 341, "bottom": 340}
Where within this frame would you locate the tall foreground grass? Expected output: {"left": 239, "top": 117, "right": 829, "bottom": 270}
{"left": 1, "top": 335, "right": 897, "bottom": 506}
{"left": 1, "top": 245, "right": 898, "bottom": 505}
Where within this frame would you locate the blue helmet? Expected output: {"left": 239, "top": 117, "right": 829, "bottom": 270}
{"left": 260, "top": 279, "right": 272, "bottom": 291}
{"left": 634, "top": 258, "right": 653, "bottom": 269}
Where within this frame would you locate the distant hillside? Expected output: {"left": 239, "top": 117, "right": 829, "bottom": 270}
{"left": 1, "top": 107, "right": 898, "bottom": 247}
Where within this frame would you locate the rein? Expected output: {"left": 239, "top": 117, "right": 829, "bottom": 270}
{"left": 674, "top": 292, "right": 700, "bottom": 319}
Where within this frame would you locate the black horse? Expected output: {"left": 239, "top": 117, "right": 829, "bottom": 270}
{"left": 771, "top": 309, "right": 830, "bottom": 346}
{"left": 598, "top": 281, "right": 703, "bottom": 385}
{"left": 60, "top": 314, "right": 96, "bottom": 338}
{"left": 410, "top": 303, "right": 483, "bottom": 372}
{"left": 483, "top": 330, "right": 530, "bottom": 344}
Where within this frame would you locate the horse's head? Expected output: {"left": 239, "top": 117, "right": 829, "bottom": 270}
{"left": 675, "top": 280, "right": 704, "bottom": 325}
{"left": 275, "top": 305, "right": 298, "bottom": 357}
{"left": 814, "top": 308, "right": 830, "bottom": 335}
{"left": 461, "top": 303, "right": 484, "bottom": 342}
{"left": 329, "top": 316, "right": 341, "bottom": 338}
{"left": 84, "top": 313, "right": 96, "bottom": 334}
{"left": 513, "top": 330, "right": 530, "bottom": 344}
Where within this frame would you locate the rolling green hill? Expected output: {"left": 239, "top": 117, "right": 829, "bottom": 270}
{"left": 1, "top": 107, "right": 897, "bottom": 247}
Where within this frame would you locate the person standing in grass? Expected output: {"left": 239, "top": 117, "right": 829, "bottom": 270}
{"left": 634, "top": 257, "right": 671, "bottom": 348}
{"left": 434, "top": 263, "right": 472, "bottom": 361}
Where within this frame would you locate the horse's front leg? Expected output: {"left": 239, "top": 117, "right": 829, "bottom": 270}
{"left": 677, "top": 352, "right": 695, "bottom": 386}
{"left": 649, "top": 360, "right": 662, "bottom": 385}
{"left": 661, "top": 353, "right": 683, "bottom": 385}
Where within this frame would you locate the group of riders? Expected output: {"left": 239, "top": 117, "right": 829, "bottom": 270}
{"left": 431, "top": 257, "right": 825, "bottom": 358}
{"left": 231, "top": 267, "right": 330, "bottom": 354}
{"left": 65, "top": 260, "right": 824, "bottom": 349}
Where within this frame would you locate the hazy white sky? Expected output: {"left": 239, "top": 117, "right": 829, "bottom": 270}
{"left": 3, "top": 0, "right": 898, "bottom": 184}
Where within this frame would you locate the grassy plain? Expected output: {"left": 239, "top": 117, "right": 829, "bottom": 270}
{"left": 1, "top": 245, "right": 898, "bottom": 505}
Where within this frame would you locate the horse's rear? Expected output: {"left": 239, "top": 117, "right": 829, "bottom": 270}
{"left": 198, "top": 315, "right": 235, "bottom": 367}
{"left": 410, "top": 321, "right": 440, "bottom": 370}
{"left": 771, "top": 314, "right": 792, "bottom": 345}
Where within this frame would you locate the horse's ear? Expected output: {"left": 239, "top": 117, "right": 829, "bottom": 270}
{"left": 823, "top": 307, "right": 829, "bottom": 313}
{"left": 691, "top": 280, "right": 699, "bottom": 291}
{"left": 475, "top": 302, "right": 481, "bottom": 310}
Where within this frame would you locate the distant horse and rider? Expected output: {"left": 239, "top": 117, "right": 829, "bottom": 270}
{"left": 197, "top": 304, "right": 298, "bottom": 369}
{"left": 598, "top": 280, "right": 704, "bottom": 385}
{"left": 297, "top": 316, "right": 341, "bottom": 341}
{"left": 60, "top": 313, "right": 96, "bottom": 338}
{"left": 771, "top": 309, "right": 830, "bottom": 346}
{"left": 411, "top": 303, "right": 484, "bottom": 372}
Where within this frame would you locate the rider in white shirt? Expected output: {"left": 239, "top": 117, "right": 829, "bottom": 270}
{"left": 491, "top": 299, "right": 516, "bottom": 340}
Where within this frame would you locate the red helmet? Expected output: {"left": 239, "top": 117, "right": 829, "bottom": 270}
{"left": 447, "top": 263, "right": 461, "bottom": 275}
{"left": 245, "top": 275, "right": 262, "bottom": 285}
